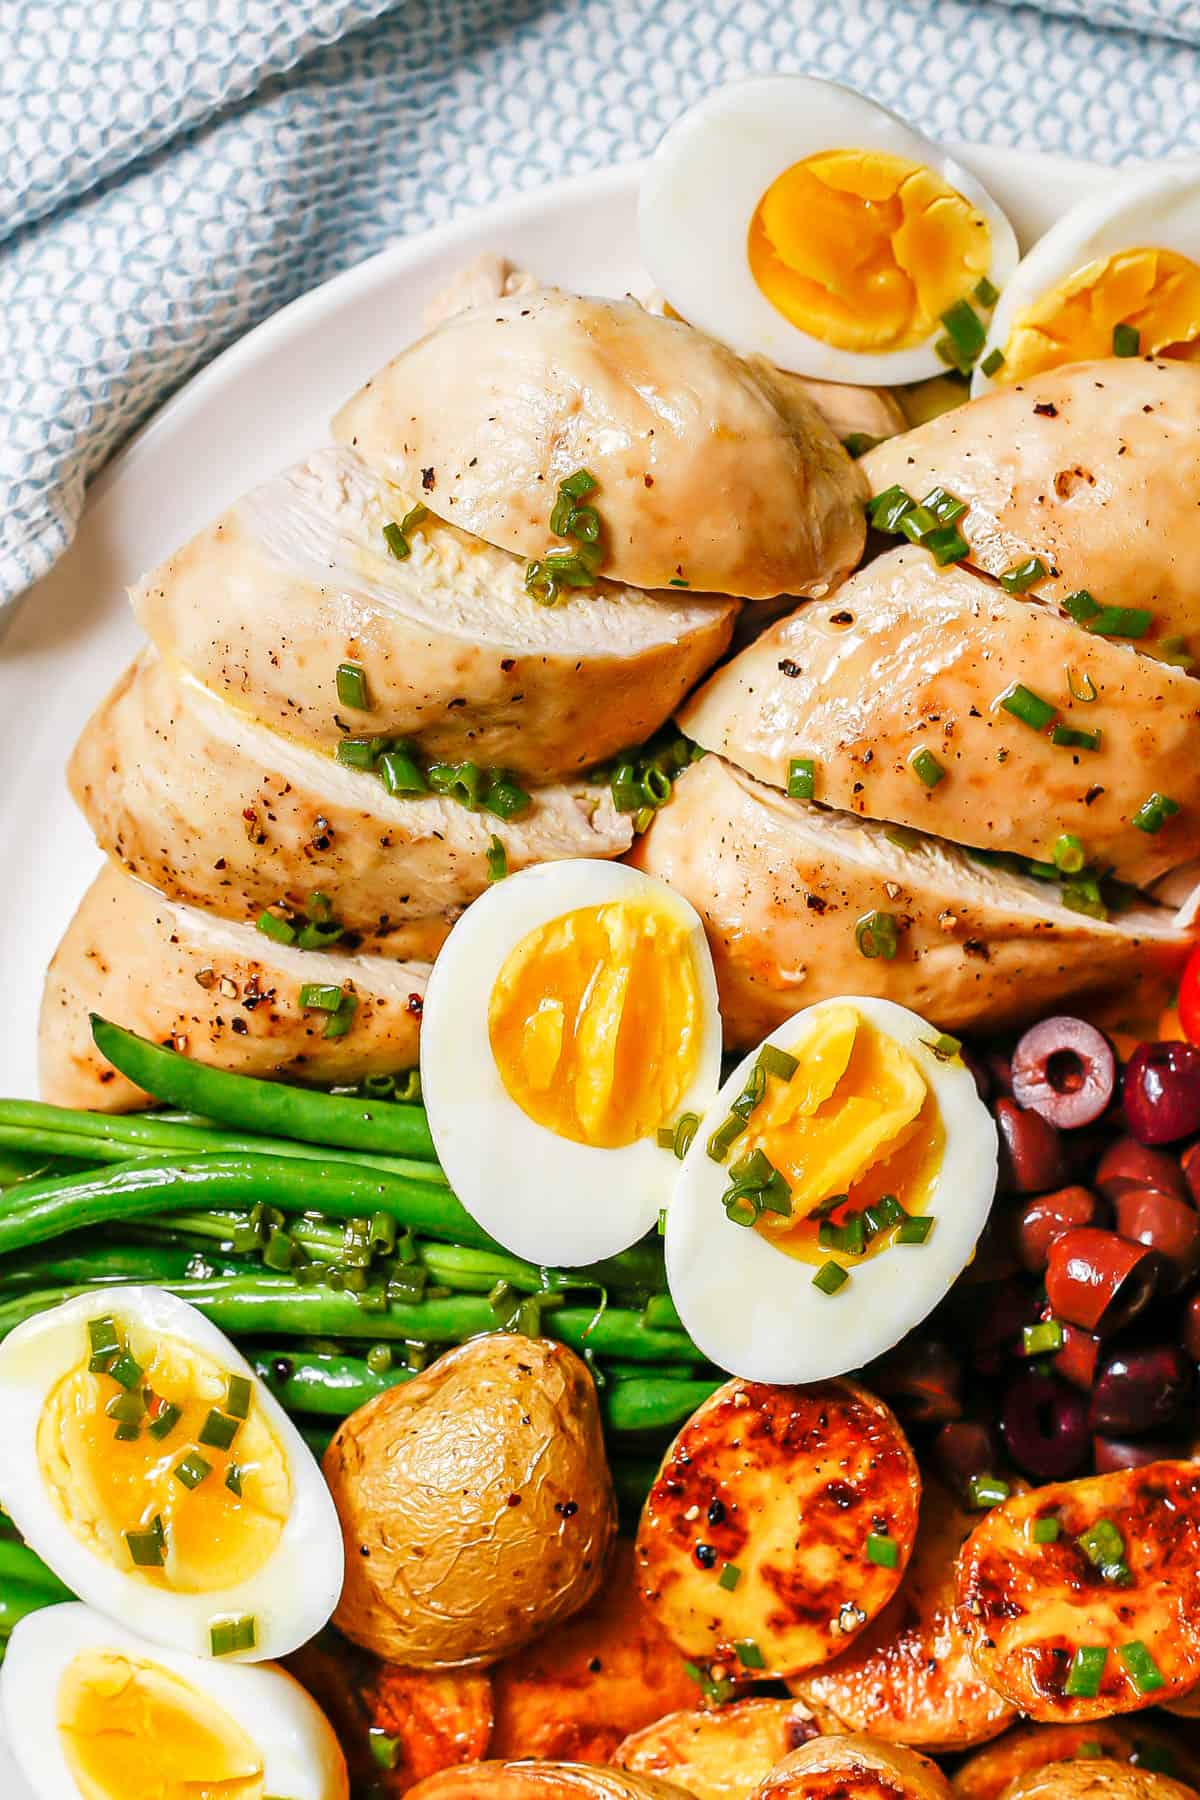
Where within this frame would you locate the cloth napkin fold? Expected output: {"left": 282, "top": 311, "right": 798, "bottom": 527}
{"left": 3, "top": 0, "right": 1200, "bottom": 609}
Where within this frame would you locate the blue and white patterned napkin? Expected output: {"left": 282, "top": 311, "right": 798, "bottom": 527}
{"left": 3, "top": 0, "right": 1200, "bottom": 607}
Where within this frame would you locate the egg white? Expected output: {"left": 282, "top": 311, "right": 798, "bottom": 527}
{"left": 666, "top": 996, "right": 998, "bottom": 1383}
{"left": 0, "top": 1287, "right": 344, "bottom": 1662}
{"left": 974, "top": 164, "right": 1200, "bottom": 393}
{"left": 640, "top": 75, "right": 1018, "bottom": 385}
{"left": 1, "top": 1603, "right": 348, "bottom": 1800}
{"left": 420, "top": 859, "right": 722, "bottom": 1265}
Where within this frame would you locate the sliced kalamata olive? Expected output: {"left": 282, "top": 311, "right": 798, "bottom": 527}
{"left": 1114, "top": 1187, "right": 1200, "bottom": 1289}
{"left": 1054, "top": 1321, "right": 1102, "bottom": 1391}
{"left": 1011, "top": 1017, "right": 1116, "bottom": 1130}
{"left": 1182, "top": 1141, "right": 1200, "bottom": 1207}
{"left": 1093, "top": 1434, "right": 1182, "bottom": 1474}
{"left": 1185, "top": 1291, "right": 1200, "bottom": 1363}
{"left": 932, "top": 1420, "right": 999, "bottom": 1498}
{"left": 1044, "top": 1227, "right": 1161, "bottom": 1334}
{"left": 1002, "top": 1369, "right": 1090, "bottom": 1480}
{"left": 1123, "top": 1042, "right": 1200, "bottom": 1146}
{"left": 995, "top": 1097, "right": 1067, "bottom": 1195}
{"left": 1088, "top": 1343, "right": 1192, "bottom": 1435}
{"left": 973, "top": 1280, "right": 1044, "bottom": 1359}
{"left": 1096, "top": 1136, "right": 1189, "bottom": 1205}
{"left": 957, "top": 1208, "right": 1020, "bottom": 1285}
{"left": 1016, "top": 1186, "right": 1104, "bottom": 1274}
{"left": 871, "top": 1339, "right": 963, "bottom": 1424}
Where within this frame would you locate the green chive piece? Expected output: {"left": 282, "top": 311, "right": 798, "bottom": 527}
{"left": 210, "top": 1614, "right": 257, "bottom": 1657}
{"left": 88, "top": 1315, "right": 120, "bottom": 1359}
{"left": 669, "top": 576, "right": 690, "bottom": 587}
{"left": 1133, "top": 793, "right": 1181, "bottom": 834}
{"left": 864, "top": 1194, "right": 905, "bottom": 1235}
{"left": 198, "top": 1409, "right": 240, "bottom": 1452}
{"left": 731, "top": 1063, "right": 767, "bottom": 1121}
{"left": 226, "top": 1375, "right": 252, "bottom": 1420}
{"left": 884, "top": 824, "right": 920, "bottom": 852}
{"left": 1061, "top": 878, "right": 1109, "bottom": 922}
{"left": 1065, "top": 1645, "right": 1109, "bottom": 1699}
{"left": 106, "top": 1389, "right": 147, "bottom": 1426}
{"left": 968, "top": 1473, "right": 1010, "bottom": 1510}
{"left": 1050, "top": 723, "right": 1102, "bottom": 751}
{"left": 813, "top": 1260, "right": 850, "bottom": 1296}
{"left": 174, "top": 1452, "right": 213, "bottom": 1491}
{"left": 560, "top": 468, "right": 597, "bottom": 501}
{"left": 486, "top": 835, "right": 508, "bottom": 883}
{"left": 382, "top": 521, "right": 411, "bottom": 560}
{"left": 923, "top": 487, "right": 968, "bottom": 525}
{"left": 867, "top": 485, "right": 914, "bottom": 532}
{"left": 925, "top": 524, "right": 971, "bottom": 566}
{"left": 1088, "top": 606, "right": 1153, "bottom": 639}
{"left": 842, "top": 432, "right": 881, "bottom": 459}
{"left": 524, "top": 559, "right": 559, "bottom": 605}
{"left": 974, "top": 276, "right": 1000, "bottom": 308}
{"left": 734, "top": 1640, "right": 766, "bottom": 1670}
{"left": 1077, "top": 1518, "right": 1128, "bottom": 1582}
{"left": 125, "top": 1517, "right": 166, "bottom": 1568}
{"left": 657, "top": 1127, "right": 676, "bottom": 1150}
{"left": 706, "top": 1113, "right": 745, "bottom": 1163}
{"left": 108, "top": 1349, "right": 144, "bottom": 1392}
{"left": 147, "top": 1402, "right": 182, "bottom": 1442}
{"left": 335, "top": 661, "right": 370, "bottom": 711}
{"left": 113, "top": 1422, "right": 141, "bottom": 1442}
{"left": 1053, "top": 834, "right": 1087, "bottom": 875}
{"left": 923, "top": 1034, "right": 962, "bottom": 1063}
{"left": 899, "top": 502, "right": 940, "bottom": 545}
{"left": 1023, "top": 1318, "right": 1065, "bottom": 1356}
{"left": 1032, "top": 1516, "right": 1061, "bottom": 1544}
{"left": 998, "top": 681, "right": 1057, "bottom": 732}
{"left": 1112, "top": 322, "right": 1141, "bottom": 357}
{"left": 378, "top": 748, "right": 428, "bottom": 795}
{"left": 787, "top": 757, "right": 816, "bottom": 801}
{"left": 855, "top": 911, "right": 899, "bottom": 961}
{"left": 1000, "top": 557, "right": 1049, "bottom": 595}
{"left": 255, "top": 910, "right": 298, "bottom": 946}
{"left": 369, "top": 1729, "right": 402, "bottom": 1771}
{"left": 225, "top": 1463, "right": 244, "bottom": 1497}
{"left": 980, "top": 347, "right": 1006, "bottom": 378}
{"left": 940, "top": 298, "right": 987, "bottom": 363}
{"left": 909, "top": 747, "right": 946, "bottom": 788}
{"left": 299, "top": 982, "right": 344, "bottom": 1012}
{"left": 336, "top": 736, "right": 379, "bottom": 770}
{"left": 1063, "top": 590, "right": 1101, "bottom": 624}
{"left": 673, "top": 1112, "right": 701, "bottom": 1160}
{"left": 757, "top": 1043, "right": 799, "bottom": 1081}
{"left": 718, "top": 1563, "right": 742, "bottom": 1591}
{"left": 400, "top": 502, "right": 428, "bottom": 536}
{"left": 896, "top": 1215, "right": 934, "bottom": 1244}
{"left": 867, "top": 1532, "right": 899, "bottom": 1569}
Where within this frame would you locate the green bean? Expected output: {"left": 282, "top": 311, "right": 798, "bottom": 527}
{"left": 251, "top": 1347, "right": 413, "bottom": 1415}
{"left": 602, "top": 1377, "right": 720, "bottom": 1435}
{"left": 0, "top": 1145, "right": 88, "bottom": 1188}
{"left": 90, "top": 1020, "right": 436, "bottom": 1159}
{"left": 0, "top": 1540, "right": 72, "bottom": 1601}
{"left": 0, "top": 1579, "right": 65, "bottom": 1632}
{"left": 0, "top": 1154, "right": 490, "bottom": 1258}
{"left": 0, "top": 1241, "right": 215, "bottom": 1294}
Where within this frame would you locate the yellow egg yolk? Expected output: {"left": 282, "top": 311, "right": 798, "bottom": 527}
{"left": 747, "top": 148, "right": 992, "bottom": 353}
{"left": 740, "top": 1005, "right": 944, "bottom": 1263}
{"left": 997, "top": 245, "right": 1200, "bottom": 380}
{"left": 58, "top": 1649, "right": 264, "bottom": 1800}
{"left": 487, "top": 898, "right": 702, "bottom": 1148}
{"left": 37, "top": 1320, "right": 291, "bottom": 1593}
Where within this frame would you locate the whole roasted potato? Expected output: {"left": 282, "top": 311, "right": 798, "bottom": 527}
{"left": 998, "top": 1760, "right": 1200, "bottom": 1800}
{"left": 615, "top": 1697, "right": 822, "bottom": 1800}
{"left": 324, "top": 1335, "right": 615, "bottom": 1667}
{"left": 752, "top": 1732, "right": 952, "bottom": 1799}
{"left": 407, "top": 1763, "right": 694, "bottom": 1799}
{"left": 953, "top": 1722, "right": 1200, "bottom": 1800}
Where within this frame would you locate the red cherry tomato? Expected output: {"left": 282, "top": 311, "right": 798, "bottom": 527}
{"left": 1179, "top": 944, "right": 1200, "bottom": 1046}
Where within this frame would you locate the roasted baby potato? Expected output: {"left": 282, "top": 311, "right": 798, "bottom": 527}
{"left": 751, "top": 1732, "right": 952, "bottom": 1799}
{"left": 953, "top": 1721, "right": 1200, "bottom": 1800}
{"left": 997, "top": 1760, "right": 1200, "bottom": 1800}
{"left": 324, "top": 1336, "right": 615, "bottom": 1667}
{"left": 406, "top": 1762, "right": 694, "bottom": 1799}
{"left": 955, "top": 1461, "right": 1200, "bottom": 1721}
{"left": 635, "top": 1378, "right": 920, "bottom": 1678}
{"left": 489, "top": 1538, "right": 697, "bottom": 1762}
{"left": 614, "top": 1697, "right": 822, "bottom": 1800}
{"left": 792, "top": 1476, "right": 1013, "bottom": 1752}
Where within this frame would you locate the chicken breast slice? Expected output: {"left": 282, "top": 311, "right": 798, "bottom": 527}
{"left": 679, "top": 544, "right": 1200, "bottom": 885}
{"left": 630, "top": 756, "right": 1190, "bottom": 1046}
{"left": 333, "top": 291, "right": 866, "bottom": 600}
{"left": 863, "top": 359, "right": 1200, "bottom": 653}
{"left": 69, "top": 652, "right": 633, "bottom": 953}
{"left": 40, "top": 864, "right": 427, "bottom": 1111}
{"left": 132, "top": 446, "right": 737, "bottom": 781}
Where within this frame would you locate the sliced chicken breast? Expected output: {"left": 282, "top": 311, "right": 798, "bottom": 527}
{"left": 679, "top": 545, "right": 1200, "bottom": 884}
{"left": 40, "top": 864, "right": 427, "bottom": 1111}
{"left": 132, "top": 446, "right": 737, "bottom": 780}
{"left": 333, "top": 291, "right": 866, "bottom": 600}
{"left": 70, "top": 652, "right": 632, "bottom": 952}
{"left": 789, "top": 376, "right": 906, "bottom": 448}
{"left": 631, "top": 756, "right": 1190, "bottom": 1046}
{"left": 863, "top": 359, "right": 1200, "bottom": 652}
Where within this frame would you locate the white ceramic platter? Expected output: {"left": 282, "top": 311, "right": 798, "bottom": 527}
{"left": 0, "top": 146, "right": 1110, "bottom": 1100}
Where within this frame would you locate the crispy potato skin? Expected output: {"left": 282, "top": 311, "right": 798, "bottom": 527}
{"left": 953, "top": 1722, "right": 1200, "bottom": 1800}
{"left": 751, "top": 1732, "right": 952, "bottom": 1800}
{"left": 406, "top": 1762, "right": 695, "bottom": 1799}
{"left": 490, "top": 1539, "right": 696, "bottom": 1761}
{"left": 955, "top": 1461, "right": 1200, "bottom": 1721}
{"left": 614, "top": 1697, "right": 822, "bottom": 1800}
{"left": 792, "top": 1478, "right": 1014, "bottom": 1751}
{"left": 997, "top": 1759, "right": 1200, "bottom": 1800}
{"left": 324, "top": 1337, "right": 615, "bottom": 1668}
{"left": 635, "top": 1379, "right": 920, "bottom": 1678}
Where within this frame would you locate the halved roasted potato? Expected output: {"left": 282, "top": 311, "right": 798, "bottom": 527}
{"left": 955, "top": 1461, "right": 1200, "bottom": 1720}
{"left": 614, "top": 1697, "right": 821, "bottom": 1800}
{"left": 953, "top": 1720, "right": 1200, "bottom": 1800}
{"left": 407, "top": 1764, "right": 694, "bottom": 1799}
{"left": 635, "top": 1378, "right": 920, "bottom": 1679}
{"left": 791, "top": 1477, "right": 1014, "bottom": 1752}
{"left": 997, "top": 1760, "right": 1200, "bottom": 1800}
{"left": 751, "top": 1732, "right": 952, "bottom": 1799}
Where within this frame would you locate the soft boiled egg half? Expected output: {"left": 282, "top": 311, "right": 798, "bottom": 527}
{"left": 2, "top": 1603, "right": 348, "bottom": 1800}
{"left": 0, "top": 1287, "right": 343, "bottom": 1661}
{"left": 420, "top": 860, "right": 722, "bottom": 1265}
{"left": 666, "top": 997, "right": 998, "bottom": 1383}
{"left": 640, "top": 76, "right": 1018, "bottom": 385}
{"left": 974, "top": 165, "right": 1200, "bottom": 392}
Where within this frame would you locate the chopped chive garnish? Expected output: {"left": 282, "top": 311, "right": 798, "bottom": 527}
{"left": 868, "top": 485, "right": 914, "bottom": 532}
{"left": 1088, "top": 606, "right": 1152, "bottom": 639}
{"left": 1052, "top": 834, "right": 1087, "bottom": 875}
{"left": 968, "top": 1473, "right": 1010, "bottom": 1509}
{"left": 1061, "top": 877, "right": 1109, "bottom": 922}
{"left": 673, "top": 1112, "right": 701, "bottom": 1159}
{"left": 734, "top": 1639, "right": 766, "bottom": 1670}
{"left": 88, "top": 1315, "right": 120, "bottom": 1361}
{"left": 256, "top": 910, "right": 297, "bottom": 946}
{"left": 731, "top": 1064, "right": 767, "bottom": 1122}
{"left": 225, "top": 1464, "right": 244, "bottom": 1497}
{"left": 669, "top": 576, "right": 691, "bottom": 587}
{"left": 382, "top": 521, "right": 412, "bottom": 560}
{"left": 1133, "top": 793, "right": 1180, "bottom": 834}
{"left": 657, "top": 1127, "right": 676, "bottom": 1150}
{"left": 1066, "top": 1645, "right": 1109, "bottom": 1699}
{"left": 787, "top": 757, "right": 816, "bottom": 801}
{"left": 1063, "top": 590, "right": 1100, "bottom": 624}
{"left": 896, "top": 1215, "right": 934, "bottom": 1244}
{"left": 899, "top": 502, "right": 940, "bottom": 545}
{"left": 299, "top": 982, "right": 343, "bottom": 1012}
{"left": 855, "top": 910, "right": 899, "bottom": 961}
{"left": 923, "top": 1033, "right": 961, "bottom": 1063}
{"left": 718, "top": 1563, "right": 742, "bottom": 1591}
{"left": 757, "top": 1043, "right": 799, "bottom": 1081}
{"left": 108, "top": 1350, "right": 144, "bottom": 1391}
{"left": 369, "top": 1729, "right": 402, "bottom": 1771}
{"left": 1160, "top": 633, "right": 1195, "bottom": 670}
{"left": 378, "top": 748, "right": 428, "bottom": 795}
{"left": 337, "top": 737, "right": 379, "bottom": 769}
{"left": 198, "top": 1409, "right": 240, "bottom": 1451}
{"left": 998, "top": 681, "right": 1057, "bottom": 732}
{"left": 842, "top": 432, "right": 880, "bottom": 459}
{"left": 909, "top": 747, "right": 946, "bottom": 788}
{"left": 867, "top": 1532, "right": 899, "bottom": 1569}
{"left": 1077, "top": 1518, "right": 1129, "bottom": 1585}
{"left": 884, "top": 823, "right": 920, "bottom": 851}
{"left": 335, "top": 661, "right": 370, "bottom": 711}
{"left": 106, "top": 1390, "right": 147, "bottom": 1426}
{"left": 820, "top": 1212, "right": 867, "bottom": 1256}
{"left": 974, "top": 276, "right": 1000, "bottom": 308}
{"left": 940, "top": 298, "right": 987, "bottom": 362}
{"left": 226, "top": 1375, "right": 252, "bottom": 1420}
{"left": 125, "top": 1516, "right": 166, "bottom": 1568}
{"left": 486, "top": 835, "right": 508, "bottom": 883}
{"left": 813, "top": 1260, "right": 850, "bottom": 1296}
{"left": 1000, "top": 557, "right": 1048, "bottom": 594}
{"left": 1119, "top": 1641, "right": 1164, "bottom": 1693}
{"left": 560, "top": 468, "right": 597, "bottom": 501}
{"left": 174, "top": 1452, "right": 213, "bottom": 1490}
{"left": 210, "top": 1614, "right": 257, "bottom": 1657}
{"left": 1032, "top": 1516, "right": 1061, "bottom": 1544}
{"left": 706, "top": 1114, "right": 744, "bottom": 1163}
{"left": 147, "top": 1402, "right": 182, "bottom": 1441}
{"left": 113, "top": 1422, "right": 141, "bottom": 1442}
{"left": 981, "top": 347, "right": 1006, "bottom": 378}
{"left": 925, "top": 525, "right": 970, "bottom": 565}
{"left": 864, "top": 1194, "right": 905, "bottom": 1234}
{"left": 1023, "top": 1319, "right": 1065, "bottom": 1356}
{"left": 1050, "top": 723, "right": 1102, "bottom": 751}
{"left": 1112, "top": 322, "right": 1141, "bottom": 357}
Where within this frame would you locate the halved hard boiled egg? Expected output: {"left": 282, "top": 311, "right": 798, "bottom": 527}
{"left": 2, "top": 1602, "right": 347, "bottom": 1800}
{"left": 0, "top": 1287, "right": 343, "bottom": 1661}
{"left": 640, "top": 76, "right": 1017, "bottom": 385}
{"left": 420, "top": 860, "right": 722, "bottom": 1265}
{"left": 974, "top": 165, "right": 1200, "bottom": 392}
{"left": 666, "top": 997, "right": 997, "bottom": 1382}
